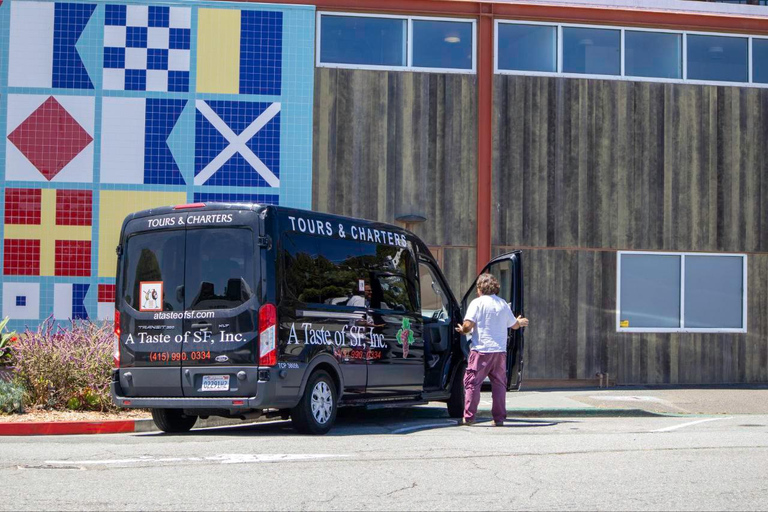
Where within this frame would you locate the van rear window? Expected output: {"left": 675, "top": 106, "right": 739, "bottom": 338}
{"left": 185, "top": 228, "right": 255, "bottom": 310}
{"left": 282, "top": 232, "right": 417, "bottom": 312}
{"left": 123, "top": 230, "right": 185, "bottom": 312}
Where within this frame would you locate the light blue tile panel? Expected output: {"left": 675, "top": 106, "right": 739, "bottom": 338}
{"left": 0, "top": 0, "right": 315, "bottom": 333}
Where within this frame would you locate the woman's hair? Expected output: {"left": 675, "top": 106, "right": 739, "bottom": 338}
{"left": 476, "top": 273, "right": 500, "bottom": 296}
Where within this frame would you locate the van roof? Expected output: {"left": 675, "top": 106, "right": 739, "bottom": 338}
{"left": 121, "top": 202, "right": 418, "bottom": 240}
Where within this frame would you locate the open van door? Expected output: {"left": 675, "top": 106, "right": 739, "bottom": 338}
{"left": 461, "top": 251, "right": 525, "bottom": 391}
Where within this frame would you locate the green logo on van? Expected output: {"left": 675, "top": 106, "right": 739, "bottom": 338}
{"left": 397, "top": 318, "right": 415, "bottom": 358}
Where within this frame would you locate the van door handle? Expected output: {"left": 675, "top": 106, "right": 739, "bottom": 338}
{"left": 192, "top": 322, "right": 211, "bottom": 330}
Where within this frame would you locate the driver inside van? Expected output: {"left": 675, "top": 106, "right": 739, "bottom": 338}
{"left": 347, "top": 282, "right": 372, "bottom": 308}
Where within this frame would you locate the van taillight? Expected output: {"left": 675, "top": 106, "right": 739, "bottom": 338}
{"left": 258, "top": 304, "right": 277, "bottom": 366}
{"left": 113, "top": 309, "right": 121, "bottom": 368}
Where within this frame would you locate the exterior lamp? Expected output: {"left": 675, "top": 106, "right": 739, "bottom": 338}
{"left": 444, "top": 34, "right": 461, "bottom": 44}
{"left": 395, "top": 214, "right": 427, "bottom": 232}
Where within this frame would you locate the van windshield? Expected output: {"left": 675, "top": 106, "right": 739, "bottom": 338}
{"left": 185, "top": 228, "right": 255, "bottom": 310}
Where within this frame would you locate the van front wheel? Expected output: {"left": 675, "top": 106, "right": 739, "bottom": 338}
{"left": 291, "top": 370, "right": 337, "bottom": 435}
{"left": 151, "top": 408, "right": 197, "bottom": 433}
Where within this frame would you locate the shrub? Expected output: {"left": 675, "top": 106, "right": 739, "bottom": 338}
{"left": 0, "top": 380, "right": 24, "bottom": 414}
{"left": 0, "top": 317, "right": 18, "bottom": 366}
{"left": 12, "top": 319, "right": 117, "bottom": 412}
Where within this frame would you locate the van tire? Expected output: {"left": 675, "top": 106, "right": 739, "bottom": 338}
{"left": 151, "top": 408, "right": 197, "bottom": 433}
{"left": 446, "top": 364, "right": 466, "bottom": 418}
{"left": 291, "top": 370, "right": 337, "bottom": 435}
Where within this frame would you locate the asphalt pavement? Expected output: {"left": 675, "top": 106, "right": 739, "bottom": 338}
{"left": 1, "top": 387, "right": 767, "bottom": 511}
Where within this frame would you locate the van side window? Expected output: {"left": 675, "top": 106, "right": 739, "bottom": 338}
{"left": 185, "top": 228, "right": 255, "bottom": 310}
{"left": 122, "top": 230, "right": 185, "bottom": 312}
{"left": 419, "top": 262, "right": 450, "bottom": 321}
{"left": 282, "top": 232, "right": 418, "bottom": 312}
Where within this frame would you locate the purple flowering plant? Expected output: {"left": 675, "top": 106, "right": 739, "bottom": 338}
{"left": 12, "top": 318, "right": 118, "bottom": 411}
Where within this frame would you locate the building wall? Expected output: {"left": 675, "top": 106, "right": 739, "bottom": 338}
{"left": 0, "top": 0, "right": 315, "bottom": 331}
{"left": 493, "top": 75, "right": 768, "bottom": 384}
{"left": 313, "top": 67, "right": 478, "bottom": 294}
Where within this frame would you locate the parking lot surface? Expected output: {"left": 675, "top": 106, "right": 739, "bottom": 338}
{"left": 2, "top": 393, "right": 767, "bottom": 511}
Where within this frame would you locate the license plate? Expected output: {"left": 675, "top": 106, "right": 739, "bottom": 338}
{"left": 200, "top": 375, "right": 230, "bottom": 392}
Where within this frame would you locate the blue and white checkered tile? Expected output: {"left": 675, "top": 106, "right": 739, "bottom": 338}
{"left": 102, "top": 4, "right": 191, "bottom": 92}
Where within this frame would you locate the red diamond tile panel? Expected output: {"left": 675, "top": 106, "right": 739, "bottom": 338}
{"left": 7, "top": 97, "right": 94, "bottom": 181}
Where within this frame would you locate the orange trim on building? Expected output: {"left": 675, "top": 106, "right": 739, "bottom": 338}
{"left": 476, "top": 3, "right": 493, "bottom": 273}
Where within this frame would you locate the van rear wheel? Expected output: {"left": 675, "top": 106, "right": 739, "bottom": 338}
{"left": 291, "top": 370, "right": 337, "bottom": 435}
{"left": 446, "top": 364, "right": 466, "bottom": 418}
{"left": 151, "top": 408, "right": 197, "bottom": 433}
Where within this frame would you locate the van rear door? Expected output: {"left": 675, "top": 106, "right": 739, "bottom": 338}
{"left": 180, "top": 225, "right": 259, "bottom": 397}
{"left": 117, "top": 215, "right": 186, "bottom": 397}
{"left": 462, "top": 251, "right": 525, "bottom": 391}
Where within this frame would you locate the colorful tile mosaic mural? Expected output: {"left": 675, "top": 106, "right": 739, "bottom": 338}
{"left": 0, "top": 0, "right": 315, "bottom": 330}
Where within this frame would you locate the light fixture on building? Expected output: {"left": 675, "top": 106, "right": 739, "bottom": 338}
{"left": 395, "top": 214, "right": 427, "bottom": 232}
{"left": 444, "top": 34, "right": 461, "bottom": 44}
{"left": 708, "top": 46, "right": 724, "bottom": 59}
{"left": 578, "top": 38, "right": 594, "bottom": 46}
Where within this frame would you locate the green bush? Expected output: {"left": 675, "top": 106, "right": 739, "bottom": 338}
{"left": 0, "top": 380, "right": 24, "bottom": 414}
{"left": 12, "top": 319, "right": 118, "bottom": 412}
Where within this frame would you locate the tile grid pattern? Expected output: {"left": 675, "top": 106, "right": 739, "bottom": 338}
{"left": 0, "top": 0, "right": 315, "bottom": 331}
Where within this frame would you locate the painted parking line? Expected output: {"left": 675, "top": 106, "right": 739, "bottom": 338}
{"left": 652, "top": 417, "right": 733, "bottom": 433}
{"left": 45, "top": 453, "right": 348, "bottom": 466}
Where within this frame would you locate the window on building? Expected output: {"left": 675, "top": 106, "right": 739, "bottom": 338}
{"left": 752, "top": 38, "right": 768, "bottom": 83}
{"left": 618, "top": 252, "right": 746, "bottom": 332}
{"left": 412, "top": 20, "right": 473, "bottom": 70}
{"left": 625, "top": 31, "right": 682, "bottom": 79}
{"left": 562, "top": 27, "right": 621, "bottom": 75}
{"left": 318, "top": 13, "right": 475, "bottom": 72}
{"left": 319, "top": 15, "right": 406, "bottom": 67}
{"left": 687, "top": 34, "right": 748, "bottom": 82}
{"left": 496, "top": 23, "right": 557, "bottom": 73}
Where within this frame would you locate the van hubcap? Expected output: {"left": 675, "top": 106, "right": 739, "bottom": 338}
{"left": 310, "top": 381, "right": 333, "bottom": 424}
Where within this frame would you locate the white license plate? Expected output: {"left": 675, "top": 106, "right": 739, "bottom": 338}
{"left": 200, "top": 375, "right": 230, "bottom": 392}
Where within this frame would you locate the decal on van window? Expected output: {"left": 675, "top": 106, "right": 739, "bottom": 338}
{"left": 287, "top": 215, "right": 408, "bottom": 248}
{"left": 139, "top": 282, "right": 163, "bottom": 312}
{"left": 397, "top": 318, "right": 415, "bottom": 358}
{"left": 146, "top": 213, "right": 234, "bottom": 229}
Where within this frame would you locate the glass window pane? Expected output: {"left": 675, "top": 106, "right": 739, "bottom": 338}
{"left": 684, "top": 256, "right": 744, "bottom": 329}
{"left": 497, "top": 23, "right": 556, "bottom": 73}
{"left": 625, "top": 31, "right": 682, "bottom": 79}
{"left": 185, "top": 229, "right": 255, "bottom": 310}
{"left": 412, "top": 20, "right": 473, "bottom": 70}
{"left": 687, "top": 34, "right": 747, "bottom": 82}
{"left": 123, "top": 230, "right": 185, "bottom": 312}
{"left": 320, "top": 15, "right": 405, "bottom": 66}
{"left": 620, "top": 254, "right": 681, "bottom": 328}
{"left": 563, "top": 27, "right": 620, "bottom": 75}
{"left": 753, "top": 39, "right": 768, "bottom": 84}
{"left": 419, "top": 263, "right": 450, "bottom": 320}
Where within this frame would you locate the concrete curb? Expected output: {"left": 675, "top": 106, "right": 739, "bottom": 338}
{"left": 0, "top": 416, "right": 260, "bottom": 436}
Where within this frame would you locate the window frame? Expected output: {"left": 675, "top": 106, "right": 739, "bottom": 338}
{"left": 317, "top": 11, "right": 477, "bottom": 74}
{"left": 616, "top": 251, "right": 748, "bottom": 334}
{"left": 495, "top": 19, "right": 768, "bottom": 89}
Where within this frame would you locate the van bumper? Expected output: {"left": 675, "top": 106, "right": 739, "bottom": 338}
{"left": 110, "top": 368, "right": 292, "bottom": 410}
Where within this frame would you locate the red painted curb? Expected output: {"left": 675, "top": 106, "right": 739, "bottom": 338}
{"left": 0, "top": 420, "right": 136, "bottom": 436}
